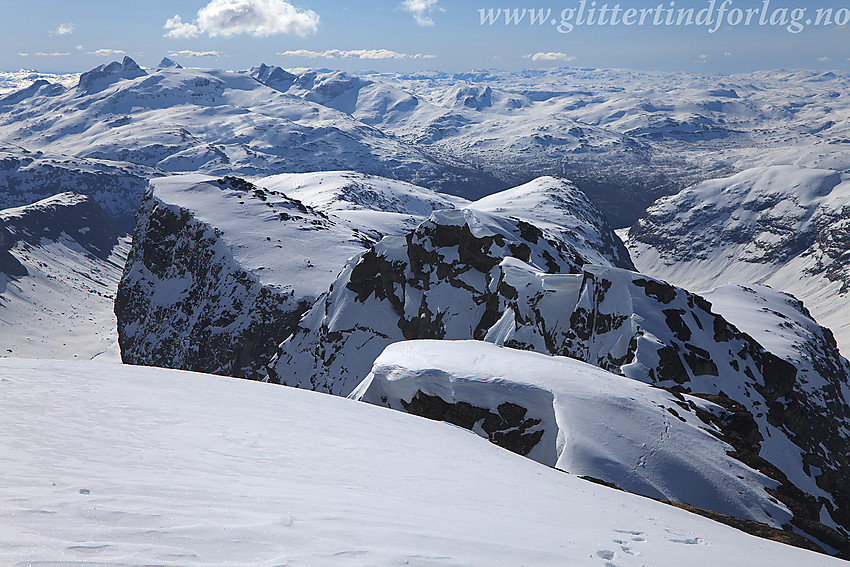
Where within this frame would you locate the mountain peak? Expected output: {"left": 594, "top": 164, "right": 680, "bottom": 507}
{"left": 250, "top": 63, "right": 296, "bottom": 89}
{"left": 77, "top": 56, "right": 147, "bottom": 94}
{"left": 157, "top": 57, "right": 183, "bottom": 69}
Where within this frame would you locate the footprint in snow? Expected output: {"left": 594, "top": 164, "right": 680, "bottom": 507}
{"left": 670, "top": 536, "right": 704, "bottom": 545}
{"left": 614, "top": 529, "right": 646, "bottom": 541}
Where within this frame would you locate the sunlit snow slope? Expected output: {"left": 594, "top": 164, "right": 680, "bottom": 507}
{"left": 0, "top": 193, "right": 127, "bottom": 361}
{"left": 0, "top": 358, "right": 842, "bottom": 567}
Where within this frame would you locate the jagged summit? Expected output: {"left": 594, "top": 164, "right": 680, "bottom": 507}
{"left": 249, "top": 63, "right": 296, "bottom": 89}
{"left": 77, "top": 56, "right": 147, "bottom": 94}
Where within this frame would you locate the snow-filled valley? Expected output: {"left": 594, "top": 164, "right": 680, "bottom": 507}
{"left": 2, "top": 58, "right": 850, "bottom": 563}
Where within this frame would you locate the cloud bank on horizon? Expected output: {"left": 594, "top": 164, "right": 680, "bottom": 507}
{"left": 278, "top": 49, "right": 436, "bottom": 60}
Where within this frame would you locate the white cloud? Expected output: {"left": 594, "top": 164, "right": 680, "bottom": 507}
{"left": 88, "top": 49, "right": 127, "bottom": 57}
{"left": 401, "top": 0, "right": 441, "bottom": 26}
{"left": 50, "top": 23, "right": 74, "bottom": 36}
{"left": 168, "top": 50, "right": 222, "bottom": 58}
{"left": 164, "top": 15, "right": 201, "bottom": 38}
{"left": 724, "top": 51, "right": 732, "bottom": 56}
{"left": 524, "top": 52, "right": 576, "bottom": 62}
{"left": 818, "top": 56, "right": 830, "bottom": 62}
{"left": 278, "top": 48, "right": 436, "bottom": 60}
{"left": 165, "top": 0, "right": 319, "bottom": 38}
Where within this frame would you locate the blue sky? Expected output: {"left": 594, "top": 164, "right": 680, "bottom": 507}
{"left": 1, "top": 0, "right": 847, "bottom": 73}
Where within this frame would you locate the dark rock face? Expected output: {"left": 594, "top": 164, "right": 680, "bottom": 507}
{"left": 267, "top": 208, "right": 587, "bottom": 393}
{"left": 0, "top": 218, "right": 26, "bottom": 277}
{"left": 115, "top": 181, "right": 322, "bottom": 380}
{"left": 117, "top": 170, "right": 850, "bottom": 554}
{"left": 811, "top": 203, "right": 850, "bottom": 294}
{"left": 401, "top": 391, "right": 544, "bottom": 457}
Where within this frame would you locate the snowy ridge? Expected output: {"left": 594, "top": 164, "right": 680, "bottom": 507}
{"left": 117, "top": 172, "right": 473, "bottom": 378}
{"left": 626, "top": 165, "right": 850, "bottom": 355}
{"left": 0, "top": 147, "right": 151, "bottom": 230}
{"left": 2, "top": 358, "right": 841, "bottom": 566}
{"left": 353, "top": 340, "right": 790, "bottom": 528}
{"left": 5, "top": 61, "right": 850, "bottom": 227}
{"left": 119, "top": 172, "right": 629, "bottom": 382}
{"left": 258, "top": 170, "right": 469, "bottom": 236}
{"left": 471, "top": 175, "right": 634, "bottom": 269}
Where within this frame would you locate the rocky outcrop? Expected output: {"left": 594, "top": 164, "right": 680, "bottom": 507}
{"left": 266, "top": 207, "right": 591, "bottom": 394}
{"left": 352, "top": 340, "right": 796, "bottom": 534}
{"left": 119, "top": 173, "right": 632, "bottom": 382}
{"left": 268, "top": 201, "right": 850, "bottom": 552}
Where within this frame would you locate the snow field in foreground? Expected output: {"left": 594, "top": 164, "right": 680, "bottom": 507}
{"left": 0, "top": 358, "right": 842, "bottom": 566}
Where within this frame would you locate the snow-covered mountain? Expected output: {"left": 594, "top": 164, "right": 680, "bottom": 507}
{"left": 0, "top": 69, "right": 79, "bottom": 95}
{"left": 116, "top": 174, "right": 373, "bottom": 379}
{"left": 374, "top": 67, "right": 850, "bottom": 173}
{"left": 243, "top": 64, "right": 850, "bottom": 227}
{"left": 0, "top": 57, "right": 501, "bottom": 205}
{"left": 0, "top": 193, "right": 126, "bottom": 361}
{"left": 268, "top": 207, "right": 628, "bottom": 395}
{"left": 6, "top": 57, "right": 850, "bottom": 559}
{"left": 3, "top": 357, "right": 841, "bottom": 566}
{"left": 625, "top": 165, "right": 850, "bottom": 356}
{"left": 111, "top": 163, "right": 850, "bottom": 549}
